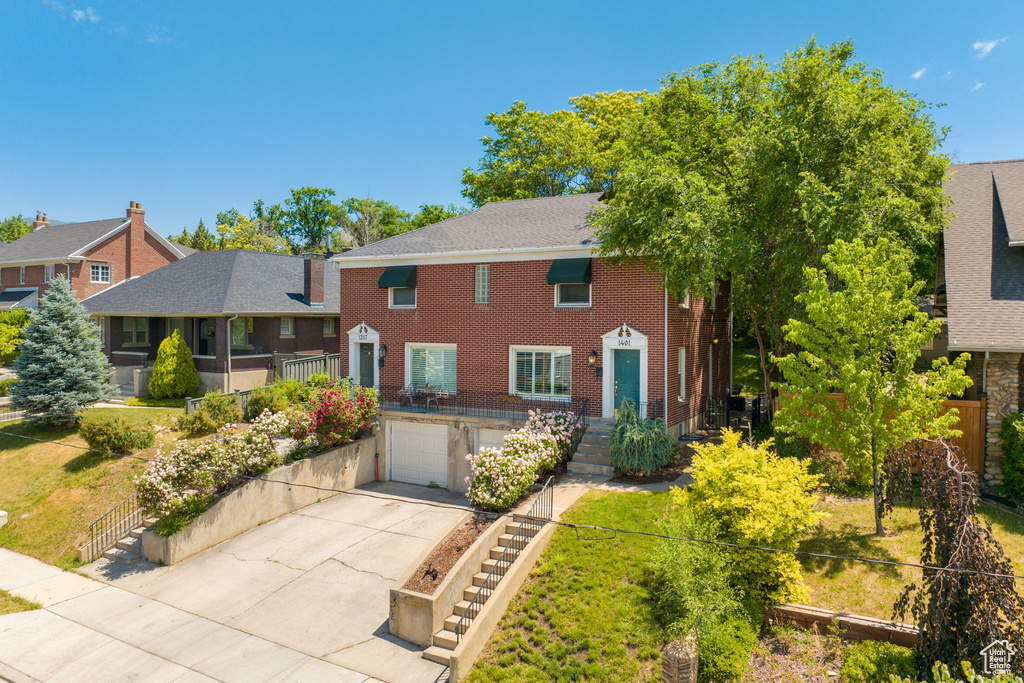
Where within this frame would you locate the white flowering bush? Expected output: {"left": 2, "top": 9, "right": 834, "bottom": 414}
{"left": 502, "top": 428, "right": 561, "bottom": 472}
{"left": 465, "top": 447, "right": 538, "bottom": 511}
{"left": 523, "top": 409, "right": 580, "bottom": 454}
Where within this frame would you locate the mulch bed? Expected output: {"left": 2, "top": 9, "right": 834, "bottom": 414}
{"left": 745, "top": 625, "right": 845, "bottom": 682}
{"left": 402, "top": 513, "right": 494, "bottom": 594}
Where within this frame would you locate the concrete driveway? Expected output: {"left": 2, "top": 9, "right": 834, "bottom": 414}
{"left": 79, "top": 481, "right": 472, "bottom": 683}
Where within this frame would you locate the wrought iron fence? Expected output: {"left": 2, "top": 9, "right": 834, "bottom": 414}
{"left": 750, "top": 393, "right": 774, "bottom": 432}
{"left": 376, "top": 386, "right": 590, "bottom": 424}
{"left": 455, "top": 475, "right": 554, "bottom": 643}
{"left": 185, "top": 389, "right": 252, "bottom": 416}
{"left": 701, "top": 395, "right": 731, "bottom": 431}
{"left": 81, "top": 492, "right": 144, "bottom": 562}
{"left": 280, "top": 353, "right": 342, "bottom": 383}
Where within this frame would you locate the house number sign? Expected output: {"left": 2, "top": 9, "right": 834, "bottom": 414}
{"left": 617, "top": 339, "right": 632, "bottom": 347}
{"left": 357, "top": 334, "right": 368, "bottom": 341}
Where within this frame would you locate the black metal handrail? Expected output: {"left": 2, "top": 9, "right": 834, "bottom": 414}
{"left": 455, "top": 475, "right": 554, "bottom": 644}
{"left": 376, "top": 386, "right": 590, "bottom": 423}
{"left": 82, "top": 492, "right": 144, "bottom": 562}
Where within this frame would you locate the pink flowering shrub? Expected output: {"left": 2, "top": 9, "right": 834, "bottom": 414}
{"left": 502, "top": 429, "right": 560, "bottom": 473}
{"left": 292, "top": 382, "right": 380, "bottom": 450}
{"left": 465, "top": 447, "right": 538, "bottom": 511}
{"left": 523, "top": 410, "right": 580, "bottom": 454}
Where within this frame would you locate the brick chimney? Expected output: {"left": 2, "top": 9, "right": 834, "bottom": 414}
{"left": 33, "top": 213, "right": 49, "bottom": 230}
{"left": 304, "top": 257, "right": 324, "bottom": 307}
{"left": 126, "top": 201, "right": 145, "bottom": 278}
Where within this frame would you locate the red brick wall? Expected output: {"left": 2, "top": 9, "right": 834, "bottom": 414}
{"left": 338, "top": 258, "right": 731, "bottom": 428}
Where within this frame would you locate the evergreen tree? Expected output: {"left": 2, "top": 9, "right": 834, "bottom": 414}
{"left": 172, "top": 226, "right": 192, "bottom": 248}
{"left": 148, "top": 330, "right": 200, "bottom": 398}
{"left": 191, "top": 219, "right": 217, "bottom": 251}
{"left": 11, "top": 275, "right": 115, "bottom": 427}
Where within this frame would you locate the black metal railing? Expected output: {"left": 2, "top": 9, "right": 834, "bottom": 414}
{"left": 565, "top": 403, "right": 590, "bottom": 462}
{"left": 455, "top": 475, "right": 554, "bottom": 643}
{"left": 376, "top": 386, "right": 590, "bottom": 424}
{"left": 636, "top": 399, "right": 664, "bottom": 420}
{"left": 701, "top": 395, "right": 731, "bottom": 431}
{"left": 81, "top": 492, "right": 144, "bottom": 562}
{"left": 185, "top": 389, "right": 252, "bottom": 416}
{"left": 750, "top": 393, "right": 774, "bottom": 431}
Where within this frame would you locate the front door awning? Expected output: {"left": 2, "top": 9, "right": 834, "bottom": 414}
{"left": 546, "top": 258, "right": 592, "bottom": 285}
{"left": 378, "top": 265, "right": 417, "bottom": 289}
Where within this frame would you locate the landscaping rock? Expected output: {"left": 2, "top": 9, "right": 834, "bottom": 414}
{"left": 662, "top": 637, "right": 698, "bottom": 683}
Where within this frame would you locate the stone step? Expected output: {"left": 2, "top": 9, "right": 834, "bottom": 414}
{"left": 573, "top": 453, "right": 611, "bottom": 466}
{"left": 497, "top": 533, "right": 514, "bottom": 547}
{"left": 116, "top": 536, "right": 142, "bottom": 553}
{"left": 505, "top": 521, "right": 521, "bottom": 535}
{"left": 422, "top": 646, "right": 452, "bottom": 664}
{"left": 463, "top": 584, "right": 489, "bottom": 602}
{"left": 129, "top": 526, "right": 148, "bottom": 540}
{"left": 473, "top": 571, "right": 503, "bottom": 588}
{"left": 567, "top": 461, "right": 614, "bottom": 476}
{"left": 444, "top": 614, "right": 470, "bottom": 633}
{"left": 453, "top": 599, "right": 475, "bottom": 617}
{"left": 103, "top": 547, "right": 141, "bottom": 565}
{"left": 581, "top": 433, "right": 610, "bottom": 446}
{"left": 480, "top": 558, "right": 509, "bottom": 576}
{"left": 433, "top": 630, "right": 459, "bottom": 650}
{"left": 489, "top": 545, "right": 520, "bottom": 561}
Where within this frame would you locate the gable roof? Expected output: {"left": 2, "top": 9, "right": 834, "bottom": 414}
{"left": 943, "top": 158, "right": 1024, "bottom": 351}
{"left": 0, "top": 218, "right": 194, "bottom": 264}
{"left": 334, "top": 193, "right": 604, "bottom": 264}
{"left": 82, "top": 250, "right": 339, "bottom": 316}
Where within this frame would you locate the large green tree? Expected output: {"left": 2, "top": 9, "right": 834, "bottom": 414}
{"left": 190, "top": 219, "right": 218, "bottom": 251}
{"left": 407, "top": 203, "right": 466, "bottom": 230}
{"left": 592, "top": 39, "right": 949, "bottom": 394}
{"left": 337, "top": 197, "right": 411, "bottom": 247}
{"left": 461, "top": 91, "right": 644, "bottom": 207}
{"left": 11, "top": 276, "right": 115, "bottom": 426}
{"left": 773, "top": 239, "right": 971, "bottom": 536}
{"left": 0, "top": 215, "right": 32, "bottom": 243}
{"left": 284, "top": 187, "right": 337, "bottom": 249}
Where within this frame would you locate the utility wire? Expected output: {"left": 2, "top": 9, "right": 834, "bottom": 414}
{"left": 3, "top": 427, "right": 1023, "bottom": 582}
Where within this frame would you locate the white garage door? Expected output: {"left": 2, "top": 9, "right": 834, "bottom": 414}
{"left": 477, "top": 428, "right": 509, "bottom": 452}
{"left": 390, "top": 421, "right": 449, "bottom": 487}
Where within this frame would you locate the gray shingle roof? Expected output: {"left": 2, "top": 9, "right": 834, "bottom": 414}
{"left": 943, "top": 159, "right": 1024, "bottom": 350}
{"left": 336, "top": 193, "right": 604, "bottom": 259}
{"left": 0, "top": 218, "right": 194, "bottom": 262}
{"left": 83, "top": 250, "right": 339, "bottom": 316}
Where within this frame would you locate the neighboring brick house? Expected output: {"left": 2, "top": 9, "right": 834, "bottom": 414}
{"left": 0, "top": 202, "right": 193, "bottom": 309}
{"left": 83, "top": 250, "right": 340, "bottom": 394}
{"left": 934, "top": 158, "right": 1024, "bottom": 485}
{"left": 334, "top": 193, "right": 732, "bottom": 490}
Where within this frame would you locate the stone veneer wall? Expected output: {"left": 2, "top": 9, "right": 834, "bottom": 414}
{"left": 984, "top": 353, "right": 1022, "bottom": 485}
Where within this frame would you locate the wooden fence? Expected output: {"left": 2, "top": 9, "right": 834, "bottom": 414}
{"left": 280, "top": 353, "right": 342, "bottom": 384}
{"left": 823, "top": 393, "right": 986, "bottom": 475}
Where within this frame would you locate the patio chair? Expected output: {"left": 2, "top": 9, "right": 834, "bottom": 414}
{"left": 398, "top": 384, "right": 416, "bottom": 408}
{"left": 426, "top": 388, "right": 450, "bottom": 412}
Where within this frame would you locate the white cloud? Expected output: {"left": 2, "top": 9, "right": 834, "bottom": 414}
{"left": 142, "top": 24, "right": 171, "bottom": 44}
{"left": 941, "top": 71, "right": 953, "bottom": 80}
{"left": 971, "top": 82, "right": 985, "bottom": 92}
{"left": 71, "top": 6, "right": 99, "bottom": 22}
{"left": 40, "top": 0, "right": 65, "bottom": 15}
{"left": 973, "top": 37, "right": 1007, "bottom": 58}
{"left": 911, "top": 67, "right": 927, "bottom": 80}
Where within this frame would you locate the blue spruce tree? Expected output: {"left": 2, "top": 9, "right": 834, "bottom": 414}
{"left": 12, "top": 275, "right": 115, "bottom": 426}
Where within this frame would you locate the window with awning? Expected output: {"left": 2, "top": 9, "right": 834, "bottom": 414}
{"left": 546, "top": 258, "right": 592, "bottom": 285}
{"left": 378, "top": 265, "right": 417, "bottom": 289}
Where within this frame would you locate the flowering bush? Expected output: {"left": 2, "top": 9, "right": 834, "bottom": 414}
{"left": 502, "top": 428, "right": 560, "bottom": 473}
{"left": 294, "top": 381, "right": 380, "bottom": 449}
{"left": 523, "top": 410, "right": 580, "bottom": 453}
{"left": 465, "top": 447, "right": 538, "bottom": 511}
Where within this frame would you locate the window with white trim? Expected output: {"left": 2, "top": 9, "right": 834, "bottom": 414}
{"left": 408, "top": 344, "right": 456, "bottom": 391}
{"left": 19, "top": 267, "right": 25, "bottom": 285}
{"left": 678, "top": 290, "right": 690, "bottom": 309}
{"left": 95, "top": 316, "right": 105, "bottom": 344}
{"left": 555, "top": 283, "right": 590, "bottom": 307}
{"left": 323, "top": 317, "right": 335, "bottom": 336}
{"left": 512, "top": 348, "right": 571, "bottom": 398}
{"left": 389, "top": 286, "right": 416, "bottom": 308}
{"left": 475, "top": 265, "right": 490, "bottom": 303}
{"left": 44, "top": 264, "right": 55, "bottom": 283}
{"left": 280, "top": 317, "right": 294, "bottom": 337}
{"left": 91, "top": 264, "right": 111, "bottom": 283}
{"left": 677, "top": 347, "right": 687, "bottom": 400}
{"left": 231, "top": 317, "right": 253, "bottom": 347}
{"left": 122, "top": 318, "right": 149, "bottom": 346}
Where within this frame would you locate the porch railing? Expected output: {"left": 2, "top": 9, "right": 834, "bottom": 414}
{"left": 376, "top": 386, "right": 590, "bottom": 423}
{"left": 280, "top": 353, "right": 342, "bottom": 383}
{"left": 80, "top": 492, "right": 144, "bottom": 562}
{"left": 455, "top": 475, "right": 554, "bottom": 643}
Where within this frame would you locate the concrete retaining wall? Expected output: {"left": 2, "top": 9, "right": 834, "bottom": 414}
{"left": 141, "top": 430, "right": 384, "bottom": 565}
{"left": 765, "top": 603, "right": 918, "bottom": 647}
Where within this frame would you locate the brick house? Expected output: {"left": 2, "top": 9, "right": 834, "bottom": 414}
{"left": 934, "top": 158, "right": 1024, "bottom": 485}
{"left": 83, "top": 250, "right": 339, "bottom": 395}
{"left": 0, "top": 202, "right": 193, "bottom": 309}
{"left": 334, "top": 193, "right": 732, "bottom": 490}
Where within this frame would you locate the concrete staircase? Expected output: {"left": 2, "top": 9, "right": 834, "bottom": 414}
{"left": 107, "top": 381, "right": 134, "bottom": 405}
{"left": 567, "top": 417, "right": 615, "bottom": 476}
{"left": 422, "top": 517, "right": 534, "bottom": 665}
{"left": 101, "top": 518, "right": 156, "bottom": 565}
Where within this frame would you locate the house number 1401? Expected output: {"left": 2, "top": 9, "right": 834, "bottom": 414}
{"left": 617, "top": 339, "right": 631, "bottom": 346}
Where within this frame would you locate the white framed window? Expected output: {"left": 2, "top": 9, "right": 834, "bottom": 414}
{"left": 555, "top": 283, "right": 591, "bottom": 307}
{"left": 44, "top": 264, "right": 55, "bottom": 283}
{"left": 511, "top": 346, "right": 571, "bottom": 398}
{"left": 475, "top": 265, "right": 490, "bottom": 303}
{"left": 389, "top": 286, "right": 416, "bottom": 308}
{"left": 19, "top": 267, "right": 25, "bottom": 285}
{"left": 323, "top": 317, "right": 335, "bottom": 336}
{"left": 678, "top": 290, "right": 690, "bottom": 309}
{"left": 678, "top": 347, "right": 687, "bottom": 400}
{"left": 280, "top": 317, "right": 294, "bottom": 337}
{"left": 406, "top": 344, "right": 456, "bottom": 391}
{"left": 95, "top": 316, "right": 105, "bottom": 344}
{"left": 91, "top": 264, "right": 111, "bottom": 283}
{"left": 231, "top": 317, "right": 253, "bottom": 348}
{"left": 122, "top": 317, "right": 149, "bottom": 346}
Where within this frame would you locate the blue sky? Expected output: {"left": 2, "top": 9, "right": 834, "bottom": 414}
{"left": 1, "top": 0, "right": 1021, "bottom": 236}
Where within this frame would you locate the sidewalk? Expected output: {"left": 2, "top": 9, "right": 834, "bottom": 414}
{"left": 0, "top": 549, "right": 378, "bottom": 682}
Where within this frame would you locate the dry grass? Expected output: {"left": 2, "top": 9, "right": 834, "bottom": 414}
{"left": 0, "top": 407, "right": 183, "bottom": 568}
{"left": 0, "top": 589, "right": 41, "bottom": 615}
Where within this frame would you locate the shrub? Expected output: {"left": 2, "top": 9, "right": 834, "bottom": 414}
{"left": 0, "top": 309, "right": 30, "bottom": 365}
{"left": 465, "top": 447, "right": 537, "bottom": 511}
{"left": 502, "top": 428, "right": 561, "bottom": 473}
{"left": 686, "top": 429, "right": 824, "bottom": 608}
{"left": 308, "top": 372, "right": 332, "bottom": 389}
{"left": 274, "top": 378, "right": 312, "bottom": 405}
{"left": 79, "top": 414, "right": 156, "bottom": 454}
{"left": 609, "top": 399, "right": 676, "bottom": 475}
{"left": 893, "top": 662, "right": 1023, "bottom": 683}
{"left": 523, "top": 410, "right": 580, "bottom": 454}
{"left": 292, "top": 382, "right": 379, "bottom": 449}
{"left": 147, "top": 330, "right": 200, "bottom": 398}
{"left": 697, "top": 613, "right": 758, "bottom": 683}
{"left": 201, "top": 391, "right": 242, "bottom": 425}
{"left": 0, "top": 377, "right": 17, "bottom": 397}
{"left": 840, "top": 641, "right": 916, "bottom": 683}
{"left": 808, "top": 445, "right": 869, "bottom": 497}
{"left": 176, "top": 408, "right": 218, "bottom": 437}
{"left": 1000, "top": 413, "right": 1024, "bottom": 500}
{"left": 245, "top": 385, "right": 288, "bottom": 421}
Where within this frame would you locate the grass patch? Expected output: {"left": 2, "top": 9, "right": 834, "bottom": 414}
{"left": 733, "top": 344, "right": 763, "bottom": 396}
{"left": 126, "top": 396, "right": 188, "bottom": 408}
{"left": 0, "top": 589, "right": 40, "bottom": 615}
{"left": 798, "top": 497, "right": 1024, "bottom": 620}
{"left": 0, "top": 407, "right": 183, "bottom": 569}
{"left": 465, "top": 490, "right": 672, "bottom": 682}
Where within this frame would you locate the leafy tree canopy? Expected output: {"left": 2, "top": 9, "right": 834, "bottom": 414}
{"left": 407, "top": 203, "right": 467, "bottom": 230}
{"left": 0, "top": 215, "right": 32, "bottom": 243}
{"left": 337, "top": 197, "right": 411, "bottom": 247}
{"left": 189, "top": 219, "right": 219, "bottom": 251}
{"left": 283, "top": 187, "right": 337, "bottom": 250}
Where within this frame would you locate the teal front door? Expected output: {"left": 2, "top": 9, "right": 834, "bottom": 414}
{"left": 358, "top": 343, "right": 374, "bottom": 387}
{"left": 613, "top": 349, "right": 641, "bottom": 410}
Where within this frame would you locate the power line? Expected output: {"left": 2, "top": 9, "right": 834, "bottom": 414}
{"left": 3, "top": 426, "right": 1023, "bottom": 582}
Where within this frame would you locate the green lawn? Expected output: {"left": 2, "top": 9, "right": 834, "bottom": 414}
{"left": 732, "top": 344, "right": 763, "bottom": 396}
{"left": 0, "top": 407, "right": 182, "bottom": 568}
{"left": 126, "top": 396, "right": 188, "bottom": 408}
{"left": 465, "top": 490, "right": 671, "bottom": 682}
{"left": 0, "top": 589, "right": 40, "bottom": 615}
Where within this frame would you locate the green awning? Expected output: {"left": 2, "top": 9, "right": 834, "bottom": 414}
{"left": 546, "top": 258, "right": 592, "bottom": 285}
{"left": 378, "top": 265, "right": 417, "bottom": 289}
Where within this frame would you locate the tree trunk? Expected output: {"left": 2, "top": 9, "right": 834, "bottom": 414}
{"left": 871, "top": 437, "right": 885, "bottom": 537}
{"left": 751, "top": 317, "right": 772, "bottom": 398}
